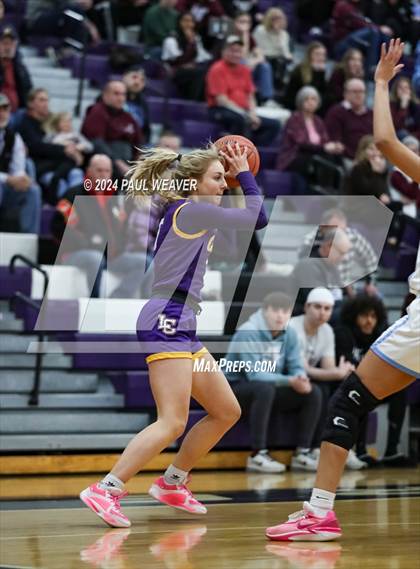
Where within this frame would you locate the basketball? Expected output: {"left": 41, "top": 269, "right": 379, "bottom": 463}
{"left": 214, "top": 135, "right": 260, "bottom": 187}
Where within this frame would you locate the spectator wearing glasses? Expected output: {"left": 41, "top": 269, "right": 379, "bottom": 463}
{"left": 325, "top": 78, "right": 373, "bottom": 160}
{"left": 291, "top": 228, "right": 352, "bottom": 315}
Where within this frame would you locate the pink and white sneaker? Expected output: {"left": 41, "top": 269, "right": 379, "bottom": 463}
{"left": 148, "top": 476, "right": 207, "bottom": 514}
{"left": 80, "top": 483, "right": 131, "bottom": 528}
{"left": 266, "top": 502, "right": 342, "bottom": 542}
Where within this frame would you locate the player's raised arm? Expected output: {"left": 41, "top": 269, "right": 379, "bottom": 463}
{"left": 374, "top": 39, "right": 420, "bottom": 182}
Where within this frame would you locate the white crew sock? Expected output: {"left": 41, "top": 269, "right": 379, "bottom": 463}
{"left": 164, "top": 464, "right": 188, "bottom": 486}
{"left": 98, "top": 473, "right": 125, "bottom": 494}
{"left": 309, "top": 487, "right": 335, "bottom": 517}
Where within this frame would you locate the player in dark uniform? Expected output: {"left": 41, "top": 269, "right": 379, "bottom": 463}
{"left": 80, "top": 143, "right": 268, "bottom": 527}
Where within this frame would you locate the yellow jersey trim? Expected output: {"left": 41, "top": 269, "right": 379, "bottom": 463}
{"left": 192, "top": 347, "right": 209, "bottom": 360}
{"left": 172, "top": 202, "right": 207, "bottom": 240}
{"left": 146, "top": 351, "right": 193, "bottom": 364}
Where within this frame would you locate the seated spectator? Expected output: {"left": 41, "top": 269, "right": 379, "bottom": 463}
{"left": 81, "top": 80, "right": 143, "bottom": 177}
{"left": 25, "top": 0, "right": 102, "bottom": 46}
{"left": 0, "top": 93, "right": 41, "bottom": 233}
{"left": 206, "top": 36, "right": 280, "bottom": 147}
{"left": 45, "top": 111, "right": 93, "bottom": 159}
{"left": 289, "top": 288, "right": 365, "bottom": 470}
{"left": 334, "top": 294, "right": 411, "bottom": 466}
{"left": 390, "top": 136, "right": 420, "bottom": 218}
{"left": 390, "top": 76, "right": 420, "bottom": 139}
{"left": 298, "top": 208, "right": 379, "bottom": 298}
{"left": 162, "top": 12, "right": 212, "bottom": 101}
{"left": 343, "top": 134, "right": 390, "bottom": 208}
{"left": 327, "top": 48, "right": 365, "bottom": 109}
{"left": 291, "top": 228, "right": 352, "bottom": 315}
{"left": 18, "top": 88, "right": 84, "bottom": 203}
{"left": 283, "top": 42, "right": 328, "bottom": 115}
{"left": 157, "top": 130, "right": 182, "bottom": 152}
{"left": 142, "top": 0, "right": 179, "bottom": 59}
{"left": 0, "top": 26, "right": 32, "bottom": 114}
{"left": 331, "top": 0, "right": 391, "bottom": 74}
{"left": 252, "top": 7, "right": 293, "bottom": 92}
{"left": 51, "top": 154, "right": 153, "bottom": 298}
{"left": 276, "top": 86, "right": 344, "bottom": 187}
{"left": 225, "top": 292, "right": 322, "bottom": 473}
{"left": 229, "top": 11, "right": 277, "bottom": 107}
{"left": 122, "top": 66, "right": 151, "bottom": 143}
{"left": 325, "top": 78, "right": 373, "bottom": 160}
{"left": 176, "top": 0, "right": 227, "bottom": 51}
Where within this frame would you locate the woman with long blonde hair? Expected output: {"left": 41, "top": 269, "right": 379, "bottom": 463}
{"left": 284, "top": 41, "right": 328, "bottom": 113}
{"left": 80, "top": 143, "right": 268, "bottom": 527}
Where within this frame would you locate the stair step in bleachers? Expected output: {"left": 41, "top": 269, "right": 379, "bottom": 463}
{"left": 0, "top": 318, "right": 23, "bottom": 332}
{"left": 0, "top": 371, "right": 99, "bottom": 393}
{"left": 0, "top": 353, "right": 72, "bottom": 369}
{"left": 0, "top": 233, "right": 38, "bottom": 265}
{"left": 0, "top": 410, "right": 150, "bottom": 434}
{"left": 0, "top": 333, "right": 39, "bottom": 353}
{"left": 30, "top": 67, "right": 73, "bottom": 79}
{"left": 0, "top": 433, "right": 149, "bottom": 452}
{"left": 0, "top": 392, "right": 124, "bottom": 409}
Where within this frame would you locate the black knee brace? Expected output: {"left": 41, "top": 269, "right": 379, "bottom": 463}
{"left": 322, "top": 372, "right": 380, "bottom": 451}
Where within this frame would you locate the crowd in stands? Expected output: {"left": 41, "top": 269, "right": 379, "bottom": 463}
{"left": 0, "top": 1, "right": 418, "bottom": 225}
{"left": 0, "top": 1, "right": 418, "bottom": 467}
{"left": 226, "top": 287, "right": 412, "bottom": 472}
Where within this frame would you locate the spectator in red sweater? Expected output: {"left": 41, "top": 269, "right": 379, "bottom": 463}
{"left": 325, "top": 78, "right": 373, "bottom": 160}
{"left": 326, "top": 48, "right": 365, "bottom": 109}
{"left": 331, "top": 0, "right": 392, "bottom": 73}
{"left": 389, "top": 76, "right": 420, "bottom": 139}
{"left": 276, "top": 86, "right": 344, "bottom": 184}
{"left": 206, "top": 35, "right": 280, "bottom": 147}
{"left": 81, "top": 80, "right": 143, "bottom": 177}
{"left": 390, "top": 135, "right": 420, "bottom": 217}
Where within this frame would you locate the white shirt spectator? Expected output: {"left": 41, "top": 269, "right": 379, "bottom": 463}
{"left": 289, "top": 314, "right": 335, "bottom": 367}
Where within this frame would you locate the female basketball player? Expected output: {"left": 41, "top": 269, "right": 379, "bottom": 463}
{"left": 80, "top": 142, "right": 268, "bottom": 527}
{"left": 266, "top": 38, "right": 420, "bottom": 542}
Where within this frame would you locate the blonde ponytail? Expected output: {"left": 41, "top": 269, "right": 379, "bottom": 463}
{"left": 127, "top": 145, "right": 220, "bottom": 203}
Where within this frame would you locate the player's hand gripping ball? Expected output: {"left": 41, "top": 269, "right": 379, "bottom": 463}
{"left": 214, "top": 135, "right": 260, "bottom": 188}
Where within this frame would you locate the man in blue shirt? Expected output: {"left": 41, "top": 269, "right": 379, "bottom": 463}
{"left": 225, "top": 292, "right": 322, "bottom": 473}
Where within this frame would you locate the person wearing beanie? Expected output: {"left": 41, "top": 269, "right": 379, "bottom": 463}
{"left": 289, "top": 288, "right": 366, "bottom": 470}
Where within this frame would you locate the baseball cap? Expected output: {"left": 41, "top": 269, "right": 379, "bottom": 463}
{"left": 0, "top": 93, "right": 11, "bottom": 107}
{"left": 0, "top": 26, "right": 18, "bottom": 40}
{"left": 224, "top": 35, "right": 244, "bottom": 48}
{"left": 306, "top": 287, "right": 335, "bottom": 306}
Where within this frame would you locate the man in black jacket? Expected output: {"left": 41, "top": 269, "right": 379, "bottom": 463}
{"left": 18, "top": 88, "right": 84, "bottom": 203}
{"left": 0, "top": 93, "right": 41, "bottom": 233}
{"left": 0, "top": 26, "right": 32, "bottom": 113}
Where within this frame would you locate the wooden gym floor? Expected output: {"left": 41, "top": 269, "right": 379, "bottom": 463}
{"left": 0, "top": 468, "right": 419, "bottom": 568}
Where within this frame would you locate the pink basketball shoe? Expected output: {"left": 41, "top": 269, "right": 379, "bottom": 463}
{"left": 148, "top": 476, "right": 207, "bottom": 514}
{"left": 80, "top": 483, "right": 131, "bottom": 528}
{"left": 266, "top": 502, "right": 342, "bottom": 542}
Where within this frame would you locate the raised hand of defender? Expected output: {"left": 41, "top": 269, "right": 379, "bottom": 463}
{"left": 219, "top": 142, "right": 249, "bottom": 178}
{"left": 374, "top": 38, "right": 405, "bottom": 84}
